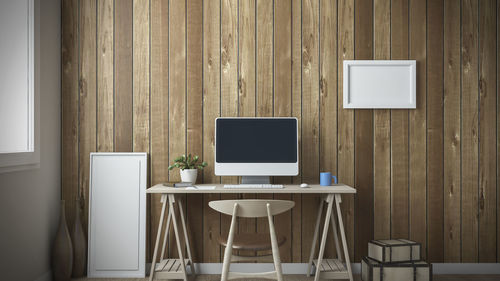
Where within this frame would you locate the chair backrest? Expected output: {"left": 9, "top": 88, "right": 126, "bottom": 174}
{"left": 209, "top": 199, "right": 295, "bottom": 218}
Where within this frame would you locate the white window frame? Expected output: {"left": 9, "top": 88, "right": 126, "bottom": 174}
{"left": 0, "top": 0, "right": 39, "bottom": 173}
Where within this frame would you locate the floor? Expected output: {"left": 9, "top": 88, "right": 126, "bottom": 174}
{"left": 73, "top": 274, "right": 500, "bottom": 281}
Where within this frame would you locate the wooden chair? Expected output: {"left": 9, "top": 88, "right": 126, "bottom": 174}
{"left": 209, "top": 199, "right": 295, "bottom": 281}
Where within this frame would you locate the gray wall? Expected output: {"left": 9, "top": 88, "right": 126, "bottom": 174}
{"left": 0, "top": 0, "right": 61, "bottom": 280}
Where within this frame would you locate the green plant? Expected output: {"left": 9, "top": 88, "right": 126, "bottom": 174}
{"left": 168, "top": 154, "right": 208, "bottom": 171}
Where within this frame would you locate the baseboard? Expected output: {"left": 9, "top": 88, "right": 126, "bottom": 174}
{"left": 148, "top": 262, "right": 500, "bottom": 275}
{"left": 33, "top": 270, "right": 51, "bottom": 281}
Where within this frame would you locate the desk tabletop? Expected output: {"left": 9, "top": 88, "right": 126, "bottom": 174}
{"left": 146, "top": 183, "right": 356, "bottom": 194}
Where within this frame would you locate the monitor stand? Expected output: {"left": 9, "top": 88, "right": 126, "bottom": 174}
{"left": 241, "top": 176, "right": 271, "bottom": 184}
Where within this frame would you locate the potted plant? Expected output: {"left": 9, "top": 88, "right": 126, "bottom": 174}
{"left": 168, "top": 154, "right": 208, "bottom": 184}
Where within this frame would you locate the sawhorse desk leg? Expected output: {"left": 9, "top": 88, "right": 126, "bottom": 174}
{"left": 149, "top": 194, "right": 196, "bottom": 281}
{"left": 307, "top": 194, "right": 353, "bottom": 281}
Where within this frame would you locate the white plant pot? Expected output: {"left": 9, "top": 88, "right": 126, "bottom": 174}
{"left": 180, "top": 169, "right": 197, "bottom": 184}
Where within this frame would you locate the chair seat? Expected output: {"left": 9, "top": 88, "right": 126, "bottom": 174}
{"left": 217, "top": 233, "right": 286, "bottom": 251}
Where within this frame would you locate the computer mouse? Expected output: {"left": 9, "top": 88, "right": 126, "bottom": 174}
{"left": 300, "top": 183, "right": 309, "bottom": 188}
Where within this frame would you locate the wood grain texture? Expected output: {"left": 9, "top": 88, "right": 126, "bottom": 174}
{"left": 354, "top": 0, "right": 374, "bottom": 262}
{"left": 319, "top": 0, "right": 337, "bottom": 259}
{"left": 79, "top": 0, "right": 97, "bottom": 233}
{"left": 461, "top": 0, "right": 479, "bottom": 262}
{"left": 410, "top": 0, "right": 428, "bottom": 260}
{"left": 497, "top": 0, "right": 500, "bottom": 263}
{"left": 186, "top": 0, "right": 204, "bottom": 263}
{"left": 220, "top": 0, "right": 239, "bottom": 260}
{"left": 62, "top": 0, "right": 79, "bottom": 229}
{"left": 151, "top": 0, "right": 169, "bottom": 262}
{"left": 274, "top": 0, "right": 292, "bottom": 262}
{"left": 290, "top": 0, "right": 302, "bottom": 262}
{"left": 168, "top": 0, "right": 187, "bottom": 258}
{"left": 255, "top": 0, "right": 274, "bottom": 256}
{"left": 97, "top": 0, "right": 114, "bottom": 152}
{"left": 301, "top": 0, "right": 320, "bottom": 263}
{"left": 337, "top": 0, "right": 355, "bottom": 262}
{"left": 203, "top": 0, "right": 221, "bottom": 263}
{"left": 373, "top": 0, "right": 391, "bottom": 240}
{"left": 443, "top": 0, "right": 461, "bottom": 262}
{"left": 61, "top": 0, "right": 500, "bottom": 263}
{"left": 478, "top": 0, "right": 496, "bottom": 263}
{"left": 133, "top": 0, "right": 150, "bottom": 260}
{"left": 390, "top": 0, "right": 409, "bottom": 240}
{"left": 237, "top": 0, "right": 257, "bottom": 259}
{"left": 114, "top": 0, "right": 133, "bottom": 152}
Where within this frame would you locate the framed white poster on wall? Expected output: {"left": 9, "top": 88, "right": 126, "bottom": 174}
{"left": 343, "top": 60, "right": 416, "bottom": 108}
{"left": 88, "top": 152, "right": 147, "bottom": 278}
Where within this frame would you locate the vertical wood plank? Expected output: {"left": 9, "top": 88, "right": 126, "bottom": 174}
{"left": 203, "top": 0, "right": 221, "bottom": 262}
{"left": 497, "top": 0, "right": 500, "bottom": 263}
{"left": 97, "top": 0, "right": 114, "bottom": 152}
{"left": 114, "top": 0, "right": 133, "bottom": 152}
{"left": 354, "top": 0, "right": 374, "bottom": 262}
{"left": 373, "top": 0, "right": 391, "bottom": 240}
{"left": 220, "top": 0, "right": 239, "bottom": 259}
{"left": 151, "top": 0, "right": 169, "bottom": 262}
{"left": 301, "top": 0, "right": 320, "bottom": 263}
{"left": 319, "top": 0, "right": 337, "bottom": 259}
{"left": 238, "top": 0, "right": 256, "bottom": 118}
{"left": 133, "top": 0, "right": 151, "bottom": 259}
{"left": 238, "top": 0, "right": 257, "bottom": 258}
{"left": 291, "top": 0, "right": 303, "bottom": 262}
{"left": 337, "top": 0, "right": 355, "bottom": 261}
{"left": 478, "top": 0, "right": 496, "bottom": 263}
{"left": 256, "top": 0, "right": 274, "bottom": 254}
{"left": 186, "top": 0, "right": 204, "bottom": 263}
{"left": 79, "top": 0, "right": 97, "bottom": 233}
{"left": 411, "top": 0, "right": 428, "bottom": 260}
{"left": 168, "top": 0, "right": 187, "bottom": 258}
{"left": 256, "top": 0, "right": 273, "bottom": 118}
{"left": 390, "top": 0, "right": 409, "bottom": 240}
{"left": 273, "top": 0, "right": 292, "bottom": 262}
{"left": 443, "top": 0, "right": 461, "bottom": 262}
{"left": 221, "top": 0, "right": 239, "bottom": 184}
{"left": 62, "top": 0, "right": 79, "bottom": 229}
{"left": 461, "top": 0, "right": 479, "bottom": 262}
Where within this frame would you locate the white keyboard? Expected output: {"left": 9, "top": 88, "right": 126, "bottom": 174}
{"left": 223, "top": 184, "right": 284, "bottom": 189}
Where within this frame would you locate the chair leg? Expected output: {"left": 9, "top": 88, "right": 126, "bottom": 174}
{"left": 221, "top": 203, "right": 238, "bottom": 281}
{"left": 307, "top": 197, "right": 324, "bottom": 277}
{"left": 267, "top": 203, "right": 283, "bottom": 281}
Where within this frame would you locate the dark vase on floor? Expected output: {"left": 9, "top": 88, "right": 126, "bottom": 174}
{"left": 72, "top": 198, "right": 86, "bottom": 277}
{"left": 52, "top": 200, "right": 73, "bottom": 281}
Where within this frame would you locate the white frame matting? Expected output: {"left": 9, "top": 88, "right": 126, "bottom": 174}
{"left": 343, "top": 60, "right": 416, "bottom": 109}
{"left": 88, "top": 152, "right": 147, "bottom": 278}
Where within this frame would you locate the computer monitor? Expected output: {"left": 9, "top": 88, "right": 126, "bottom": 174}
{"left": 215, "top": 117, "right": 299, "bottom": 183}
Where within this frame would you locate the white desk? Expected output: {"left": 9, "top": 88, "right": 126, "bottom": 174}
{"left": 147, "top": 184, "right": 356, "bottom": 281}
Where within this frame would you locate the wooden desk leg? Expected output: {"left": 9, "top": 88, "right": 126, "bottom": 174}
{"left": 149, "top": 194, "right": 168, "bottom": 281}
{"left": 160, "top": 211, "right": 172, "bottom": 261}
{"left": 313, "top": 194, "right": 334, "bottom": 281}
{"left": 330, "top": 206, "right": 343, "bottom": 262}
{"left": 307, "top": 198, "right": 324, "bottom": 277}
{"left": 177, "top": 198, "right": 196, "bottom": 275}
{"left": 335, "top": 194, "right": 353, "bottom": 281}
{"left": 168, "top": 194, "right": 188, "bottom": 281}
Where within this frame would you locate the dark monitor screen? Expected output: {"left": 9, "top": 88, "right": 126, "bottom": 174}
{"left": 216, "top": 118, "right": 298, "bottom": 163}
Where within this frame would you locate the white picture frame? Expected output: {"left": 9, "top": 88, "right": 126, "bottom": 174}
{"left": 88, "top": 152, "right": 147, "bottom": 278}
{"left": 343, "top": 60, "right": 416, "bottom": 109}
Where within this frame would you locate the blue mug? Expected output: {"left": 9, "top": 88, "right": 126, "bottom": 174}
{"left": 320, "top": 172, "right": 338, "bottom": 186}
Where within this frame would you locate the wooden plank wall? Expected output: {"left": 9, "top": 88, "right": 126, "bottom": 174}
{"left": 62, "top": 0, "right": 500, "bottom": 263}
